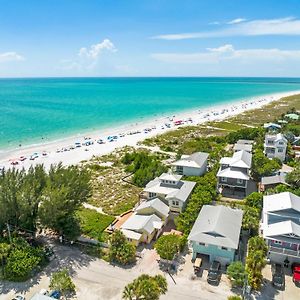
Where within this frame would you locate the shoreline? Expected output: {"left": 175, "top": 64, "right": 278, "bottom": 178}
{"left": 1, "top": 89, "right": 299, "bottom": 170}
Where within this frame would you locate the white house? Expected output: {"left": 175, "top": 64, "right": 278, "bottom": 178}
{"left": 217, "top": 150, "right": 253, "bottom": 197}
{"left": 188, "top": 205, "right": 243, "bottom": 265}
{"left": 264, "top": 133, "right": 287, "bottom": 162}
{"left": 171, "top": 152, "right": 209, "bottom": 176}
{"left": 261, "top": 192, "right": 300, "bottom": 265}
{"left": 141, "top": 173, "right": 196, "bottom": 213}
{"left": 121, "top": 198, "right": 170, "bottom": 246}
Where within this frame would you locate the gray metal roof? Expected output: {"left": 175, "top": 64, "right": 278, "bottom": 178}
{"left": 188, "top": 205, "right": 243, "bottom": 249}
{"left": 236, "top": 139, "right": 254, "bottom": 145}
{"left": 261, "top": 174, "right": 288, "bottom": 185}
{"left": 172, "top": 152, "right": 209, "bottom": 168}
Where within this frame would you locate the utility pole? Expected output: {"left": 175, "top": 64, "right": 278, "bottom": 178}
{"left": 6, "top": 223, "right": 12, "bottom": 244}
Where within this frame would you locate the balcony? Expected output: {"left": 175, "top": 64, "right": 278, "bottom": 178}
{"left": 269, "top": 245, "right": 300, "bottom": 258}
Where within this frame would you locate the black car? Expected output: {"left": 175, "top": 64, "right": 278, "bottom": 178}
{"left": 272, "top": 264, "right": 285, "bottom": 290}
{"left": 207, "top": 260, "right": 221, "bottom": 284}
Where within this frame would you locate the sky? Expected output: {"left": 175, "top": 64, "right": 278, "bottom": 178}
{"left": 1, "top": 0, "right": 300, "bottom": 77}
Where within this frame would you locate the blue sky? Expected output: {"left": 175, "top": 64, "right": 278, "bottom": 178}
{"left": 1, "top": 0, "right": 300, "bottom": 77}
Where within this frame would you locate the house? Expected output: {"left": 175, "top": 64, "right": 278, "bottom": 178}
{"left": 217, "top": 150, "right": 253, "bottom": 198}
{"left": 188, "top": 205, "right": 243, "bottom": 265}
{"left": 264, "top": 133, "right": 287, "bottom": 162}
{"left": 259, "top": 174, "right": 289, "bottom": 192}
{"left": 261, "top": 192, "right": 300, "bottom": 265}
{"left": 233, "top": 143, "right": 253, "bottom": 153}
{"left": 171, "top": 152, "right": 209, "bottom": 176}
{"left": 141, "top": 173, "right": 196, "bottom": 213}
{"left": 264, "top": 123, "right": 282, "bottom": 131}
{"left": 121, "top": 198, "right": 170, "bottom": 246}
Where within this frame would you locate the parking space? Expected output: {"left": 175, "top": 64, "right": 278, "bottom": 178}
{"left": 258, "top": 264, "right": 300, "bottom": 300}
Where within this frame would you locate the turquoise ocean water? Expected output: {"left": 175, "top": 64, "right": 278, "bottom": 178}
{"left": 1, "top": 77, "right": 300, "bottom": 150}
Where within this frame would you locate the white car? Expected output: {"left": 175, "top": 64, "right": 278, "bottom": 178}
{"left": 12, "top": 296, "right": 25, "bottom": 300}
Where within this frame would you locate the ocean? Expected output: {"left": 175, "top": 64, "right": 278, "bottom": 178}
{"left": 1, "top": 77, "right": 300, "bottom": 150}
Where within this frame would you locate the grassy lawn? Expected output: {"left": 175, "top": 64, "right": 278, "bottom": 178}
{"left": 206, "top": 121, "right": 246, "bottom": 131}
{"left": 77, "top": 207, "right": 115, "bottom": 241}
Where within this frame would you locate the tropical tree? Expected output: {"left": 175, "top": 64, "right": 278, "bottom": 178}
{"left": 227, "top": 296, "right": 242, "bottom": 300}
{"left": 155, "top": 234, "right": 185, "bottom": 261}
{"left": 286, "top": 166, "right": 300, "bottom": 189}
{"left": 50, "top": 269, "right": 75, "bottom": 296}
{"left": 38, "top": 164, "right": 91, "bottom": 239}
{"left": 109, "top": 230, "right": 136, "bottom": 265}
{"left": 242, "top": 207, "right": 260, "bottom": 235}
{"left": 246, "top": 236, "right": 267, "bottom": 290}
{"left": 122, "top": 274, "right": 167, "bottom": 300}
{"left": 248, "top": 236, "right": 268, "bottom": 255}
{"left": 245, "top": 192, "right": 263, "bottom": 211}
{"left": 0, "top": 243, "right": 11, "bottom": 275}
{"left": 227, "top": 261, "right": 247, "bottom": 287}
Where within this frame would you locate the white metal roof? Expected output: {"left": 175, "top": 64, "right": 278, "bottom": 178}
{"left": 188, "top": 205, "right": 243, "bottom": 249}
{"left": 263, "top": 220, "right": 300, "bottom": 239}
{"left": 144, "top": 178, "right": 196, "bottom": 203}
{"left": 217, "top": 168, "right": 249, "bottom": 180}
{"left": 136, "top": 198, "right": 170, "bottom": 219}
{"left": 121, "top": 229, "right": 142, "bottom": 241}
{"left": 121, "top": 213, "right": 162, "bottom": 235}
{"left": 263, "top": 192, "right": 300, "bottom": 213}
{"left": 220, "top": 150, "right": 252, "bottom": 169}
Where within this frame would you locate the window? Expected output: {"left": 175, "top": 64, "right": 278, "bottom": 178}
{"left": 221, "top": 177, "right": 227, "bottom": 182}
{"left": 237, "top": 178, "right": 243, "bottom": 184}
{"left": 199, "top": 242, "right": 205, "bottom": 246}
{"left": 221, "top": 246, "right": 228, "bottom": 250}
{"left": 149, "top": 192, "right": 156, "bottom": 198}
{"left": 279, "top": 141, "right": 284, "bottom": 145}
{"left": 278, "top": 148, "right": 283, "bottom": 153}
{"left": 274, "top": 240, "right": 282, "bottom": 245}
{"left": 172, "top": 200, "right": 179, "bottom": 206}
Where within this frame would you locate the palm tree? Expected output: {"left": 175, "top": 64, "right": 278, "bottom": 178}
{"left": 122, "top": 283, "right": 134, "bottom": 300}
{"left": 153, "top": 275, "right": 167, "bottom": 295}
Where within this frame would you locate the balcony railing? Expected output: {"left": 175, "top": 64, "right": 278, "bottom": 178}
{"left": 269, "top": 246, "right": 300, "bottom": 258}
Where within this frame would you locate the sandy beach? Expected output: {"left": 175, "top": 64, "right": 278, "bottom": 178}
{"left": 0, "top": 90, "right": 299, "bottom": 171}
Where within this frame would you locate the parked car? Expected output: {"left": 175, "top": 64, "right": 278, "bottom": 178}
{"left": 193, "top": 257, "right": 202, "bottom": 273}
{"left": 49, "top": 290, "right": 61, "bottom": 299}
{"left": 272, "top": 264, "right": 285, "bottom": 289}
{"left": 12, "top": 296, "right": 25, "bottom": 300}
{"left": 292, "top": 263, "right": 300, "bottom": 285}
{"left": 207, "top": 260, "right": 221, "bottom": 285}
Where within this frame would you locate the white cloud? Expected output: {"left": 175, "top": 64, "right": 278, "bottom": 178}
{"left": 78, "top": 39, "right": 117, "bottom": 59}
{"left": 152, "top": 17, "right": 300, "bottom": 40}
{"left": 0, "top": 52, "right": 24, "bottom": 63}
{"left": 151, "top": 44, "right": 300, "bottom": 64}
{"left": 227, "top": 18, "right": 247, "bottom": 24}
{"left": 60, "top": 39, "right": 117, "bottom": 71}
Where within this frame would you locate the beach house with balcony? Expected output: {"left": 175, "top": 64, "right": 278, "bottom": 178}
{"left": 141, "top": 173, "right": 196, "bottom": 213}
{"left": 233, "top": 140, "right": 253, "bottom": 153}
{"left": 261, "top": 192, "right": 300, "bottom": 265}
{"left": 171, "top": 152, "right": 209, "bottom": 176}
{"left": 217, "top": 150, "right": 253, "bottom": 198}
{"left": 264, "top": 133, "right": 287, "bottom": 162}
{"left": 188, "top": 205, "right": 243, "bottom": 265}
